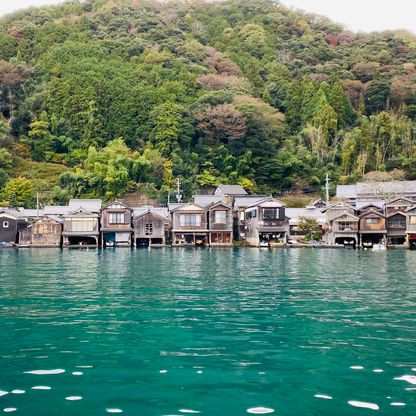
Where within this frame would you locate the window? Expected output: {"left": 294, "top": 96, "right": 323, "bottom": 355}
{"left": 145, "top": 223, "right": 153, "bottom": 235}
{"left": 338, "top": 221, "right": 354, "bottom": 230}
{"left": 3, "top": 221, "right": 9, "bottom": 228}
{"left": 215, "top": 211, "right": 226, "bottom": 223}
{"left": 410, "top": 216, "right": 416, "bottom": 224}
{"left": 109, "top": 213, "right": 125, "bottom": 224}
{"left": 387, "top": 220, "right": 406, "bottom": 228}
{"left": 179, "top": 214, "right": 201, "bottom": 227}
{"left": 263, "top": 208, "right": 278, "bottom": 219}
{"left": 365, "top": 218, "right": 379, "bottom": 224}
{"left": 240, "top": 211, "right": 245, "bottom": 221}
{"left": 65, "top": 218, "right": 94, "bottom": 232}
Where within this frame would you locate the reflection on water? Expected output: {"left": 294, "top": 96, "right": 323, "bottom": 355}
{"left": 0, "top": 248, "right": 416, "bottom": 415}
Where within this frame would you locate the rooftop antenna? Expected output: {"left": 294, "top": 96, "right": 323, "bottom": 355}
{"left": 176, "top": 178, "right": 182, "bottom": 203}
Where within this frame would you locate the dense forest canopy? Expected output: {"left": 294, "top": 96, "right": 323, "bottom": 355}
{"left": 1, "top": 0, "right": 416, "bottom": 207}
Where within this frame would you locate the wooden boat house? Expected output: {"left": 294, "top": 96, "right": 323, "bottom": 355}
{"left": 244, "top": 197, "right": 289, "bottom": 246}
{"left": 62, "top": 207, "right": 100, "bottom": 246}
{"left": 170, "top": 202, "right": 208, "bottom": 246}
{"left": 133, "top": 206, "right": 169, "bottom": 247}
{"left": 100, "top": 200, "right": 133, "bottom": 247}
{"left": 359, "top": 210, "right": 387, "bottom": 248}
{"left": 207, "top": 201, "right": 233, "bottom": 245}
{"left": 18, "top": 216, "right": 63, "bottom": 247}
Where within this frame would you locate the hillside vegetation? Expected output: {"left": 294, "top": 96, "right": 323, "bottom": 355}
{"left": 1, "top": 0, "right": 416, "bottom": 207}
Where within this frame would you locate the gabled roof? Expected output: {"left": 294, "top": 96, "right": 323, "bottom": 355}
{"left": 331, "top": 211, "right": 359, "bottom": 221}
{"left": 306, "top": 198, "right": 326, "bottom": 210}
{"left": 358, "top": 203, "right": 384, "bottom": 211}
{"left": 386, "top": 211, "right": 407, "bottom": 219}
{"left": 133, "top": 206, "right": 169, "bottom": 220}
{"left": 68, "top": 199, "right": 102, "bottom": 213}
{"left": 358, "top": 209, "right": 386, "bottom": 219}
{"left": 0, "top": 208, "right": 22, "bottom": 219}
{"left": 321, "top": 201, "right": 356, "bottom": 213}
{"left": 406, "top": 205, "right": 416, "bottom": 213}
{"left": 245, "top": 197, "right": 286, "bottom": 210}
{"left": 193, "top": 194, "right": 224, "bottom": 207}
{"left": 206, "top": 201, "right": 232, "bottom": 211}
{"left": 233, "top": 195, "right": 267, "bottom": 210}
{"left": 356, "top": 181, "right": 416, "bottom": 199}
{"left": 385, "top": 196, "right": 414, "bottom": 205}
{"left": 101, "top": 199, "right": 133, "bottom": 212}
{"left": 62, "top": 207, "right": 100, "bottom": 218}
{"left": 169, "top": 202, "right": 206, "bottom": 213}
{"left": 356, "top": 199, "right": 384, "bottom": 209}
{"left": 214, "top": 184, "right": 247, "bottom": 196}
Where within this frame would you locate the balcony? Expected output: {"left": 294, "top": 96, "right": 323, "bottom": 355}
{"left": 334, "top": 225, "right": 358, "bottom": 233}
{"left": 173, "top": 222, "right": 208, "bottom": 231}
{"left": 210, "top": 220, "right": 234, "bottom": 231}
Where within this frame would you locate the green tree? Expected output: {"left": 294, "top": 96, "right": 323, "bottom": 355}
{"left": 2, "top": 177, "right": 35, "bottom": 206}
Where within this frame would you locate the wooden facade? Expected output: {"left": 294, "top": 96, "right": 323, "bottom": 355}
{"left": 244, "top": 198, "right": 289, "bottom": 246}
{"left": 359, "top": 210, "right": 387, "bottom": 247}
{"left": 171, "top": 203, "right": 208, "bottom": 246}
{"left": 386, "top": 211, "right": 407, "bottom": 245}
{"left": 18, "top": 217, "right": 62, "bottom": 247}
{"left": 406, "top": 206, "right": 416, "bottom": 249}
{"left": 100, "top": 200, "right": 133, "bottom": 247}
{"left": 386, "top": 197, "right": 414, "bottom": 215}
{"left": 207, "top": 202, "right": 233, "bottom": 246}
{"left": 62, "top": 208, "right": 100, "bottom": 246}
{"left": 133, "top": 210, "right": 168, "bottom": 247}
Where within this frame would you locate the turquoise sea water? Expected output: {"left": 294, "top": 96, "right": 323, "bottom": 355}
{"left": 0, "top": 248, "right": 416, "bottom": 415}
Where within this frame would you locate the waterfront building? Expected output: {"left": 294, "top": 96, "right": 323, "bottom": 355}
{"left": 170, "top": 202, "right": 208, "bottom": 246}
{"left": 62, "top": 207, "right": 100, "bottom": 246}
{"left": 0, "top": 209, "right": 26, "bottom": 245}
{"left": 244, "top": 197, "right": 289, "bottom": 246}
{"left": 206, "top": 201, "right": 233, "bottom": 246}
{"left": 133, "top": 206, "right": 169, "bottom": 247}
{"left": 358, "top": 210, "right": 387, "bottom": 248}
{"left": 322, "top": 201, "right": 359, "bottom": 247}
{"left": 100, "top": 200, "right": 133, "bottom": 247}
{"left": 18, "top": 216, "right": 63, "bottom": 247}
{"left": 232, "top": 195, "right": 267, "bottom": 241}
{"left": 386, "top": 211, "right": 407, "bottom": 246}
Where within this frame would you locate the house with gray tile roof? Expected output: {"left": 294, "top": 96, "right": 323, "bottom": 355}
{"left": 68, "top": 199, "right": 102, "bottom": 213}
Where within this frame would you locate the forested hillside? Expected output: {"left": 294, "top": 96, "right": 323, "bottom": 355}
{"left": 1, "top": 0, "right": 416, "bottom": 207}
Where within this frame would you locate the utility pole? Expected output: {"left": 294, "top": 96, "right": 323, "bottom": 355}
{"left": 325, "top": 174, "right": 330, "bottom": 205}
{"left": 176, "top": 178, "right": 182, "bottom": 203}
{"left": 37, "top": 192, "right": 39, "bottom": 220}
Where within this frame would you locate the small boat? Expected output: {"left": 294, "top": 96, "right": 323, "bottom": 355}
{"left": 259, "top": 240, "right": 269, "bottom": 248}
{"left": 372, "top": 244, "right": 387, "bottom": 251}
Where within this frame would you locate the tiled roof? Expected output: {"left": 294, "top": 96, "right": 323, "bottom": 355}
{"left": 43, "top": 206, "right": 71, "bottom": 216}
{"left": 20, "top": 209, "right": 44, "bottom": 218}
{"left": 336, "top": 185, "right": 357, "bottom": 199}
{"left": 356, "top": 181, "right": 416, "bottom": 199}
{"left": 233, "top": 195, "right": 267, "bottom": 209}
{"left": 0, "top": 208, "right": 22, "bottom": 218}
{"left": 193, "top": 195, "right": 224, "bottom": 206}
{"left": 132, "top": 206, "right": 169, "bottom": 219}
{"left": 214, "top": 185, "right": 247, "bottom": 195}
{"left": 69, "top": 199, "right": 102, "bottom": 213}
